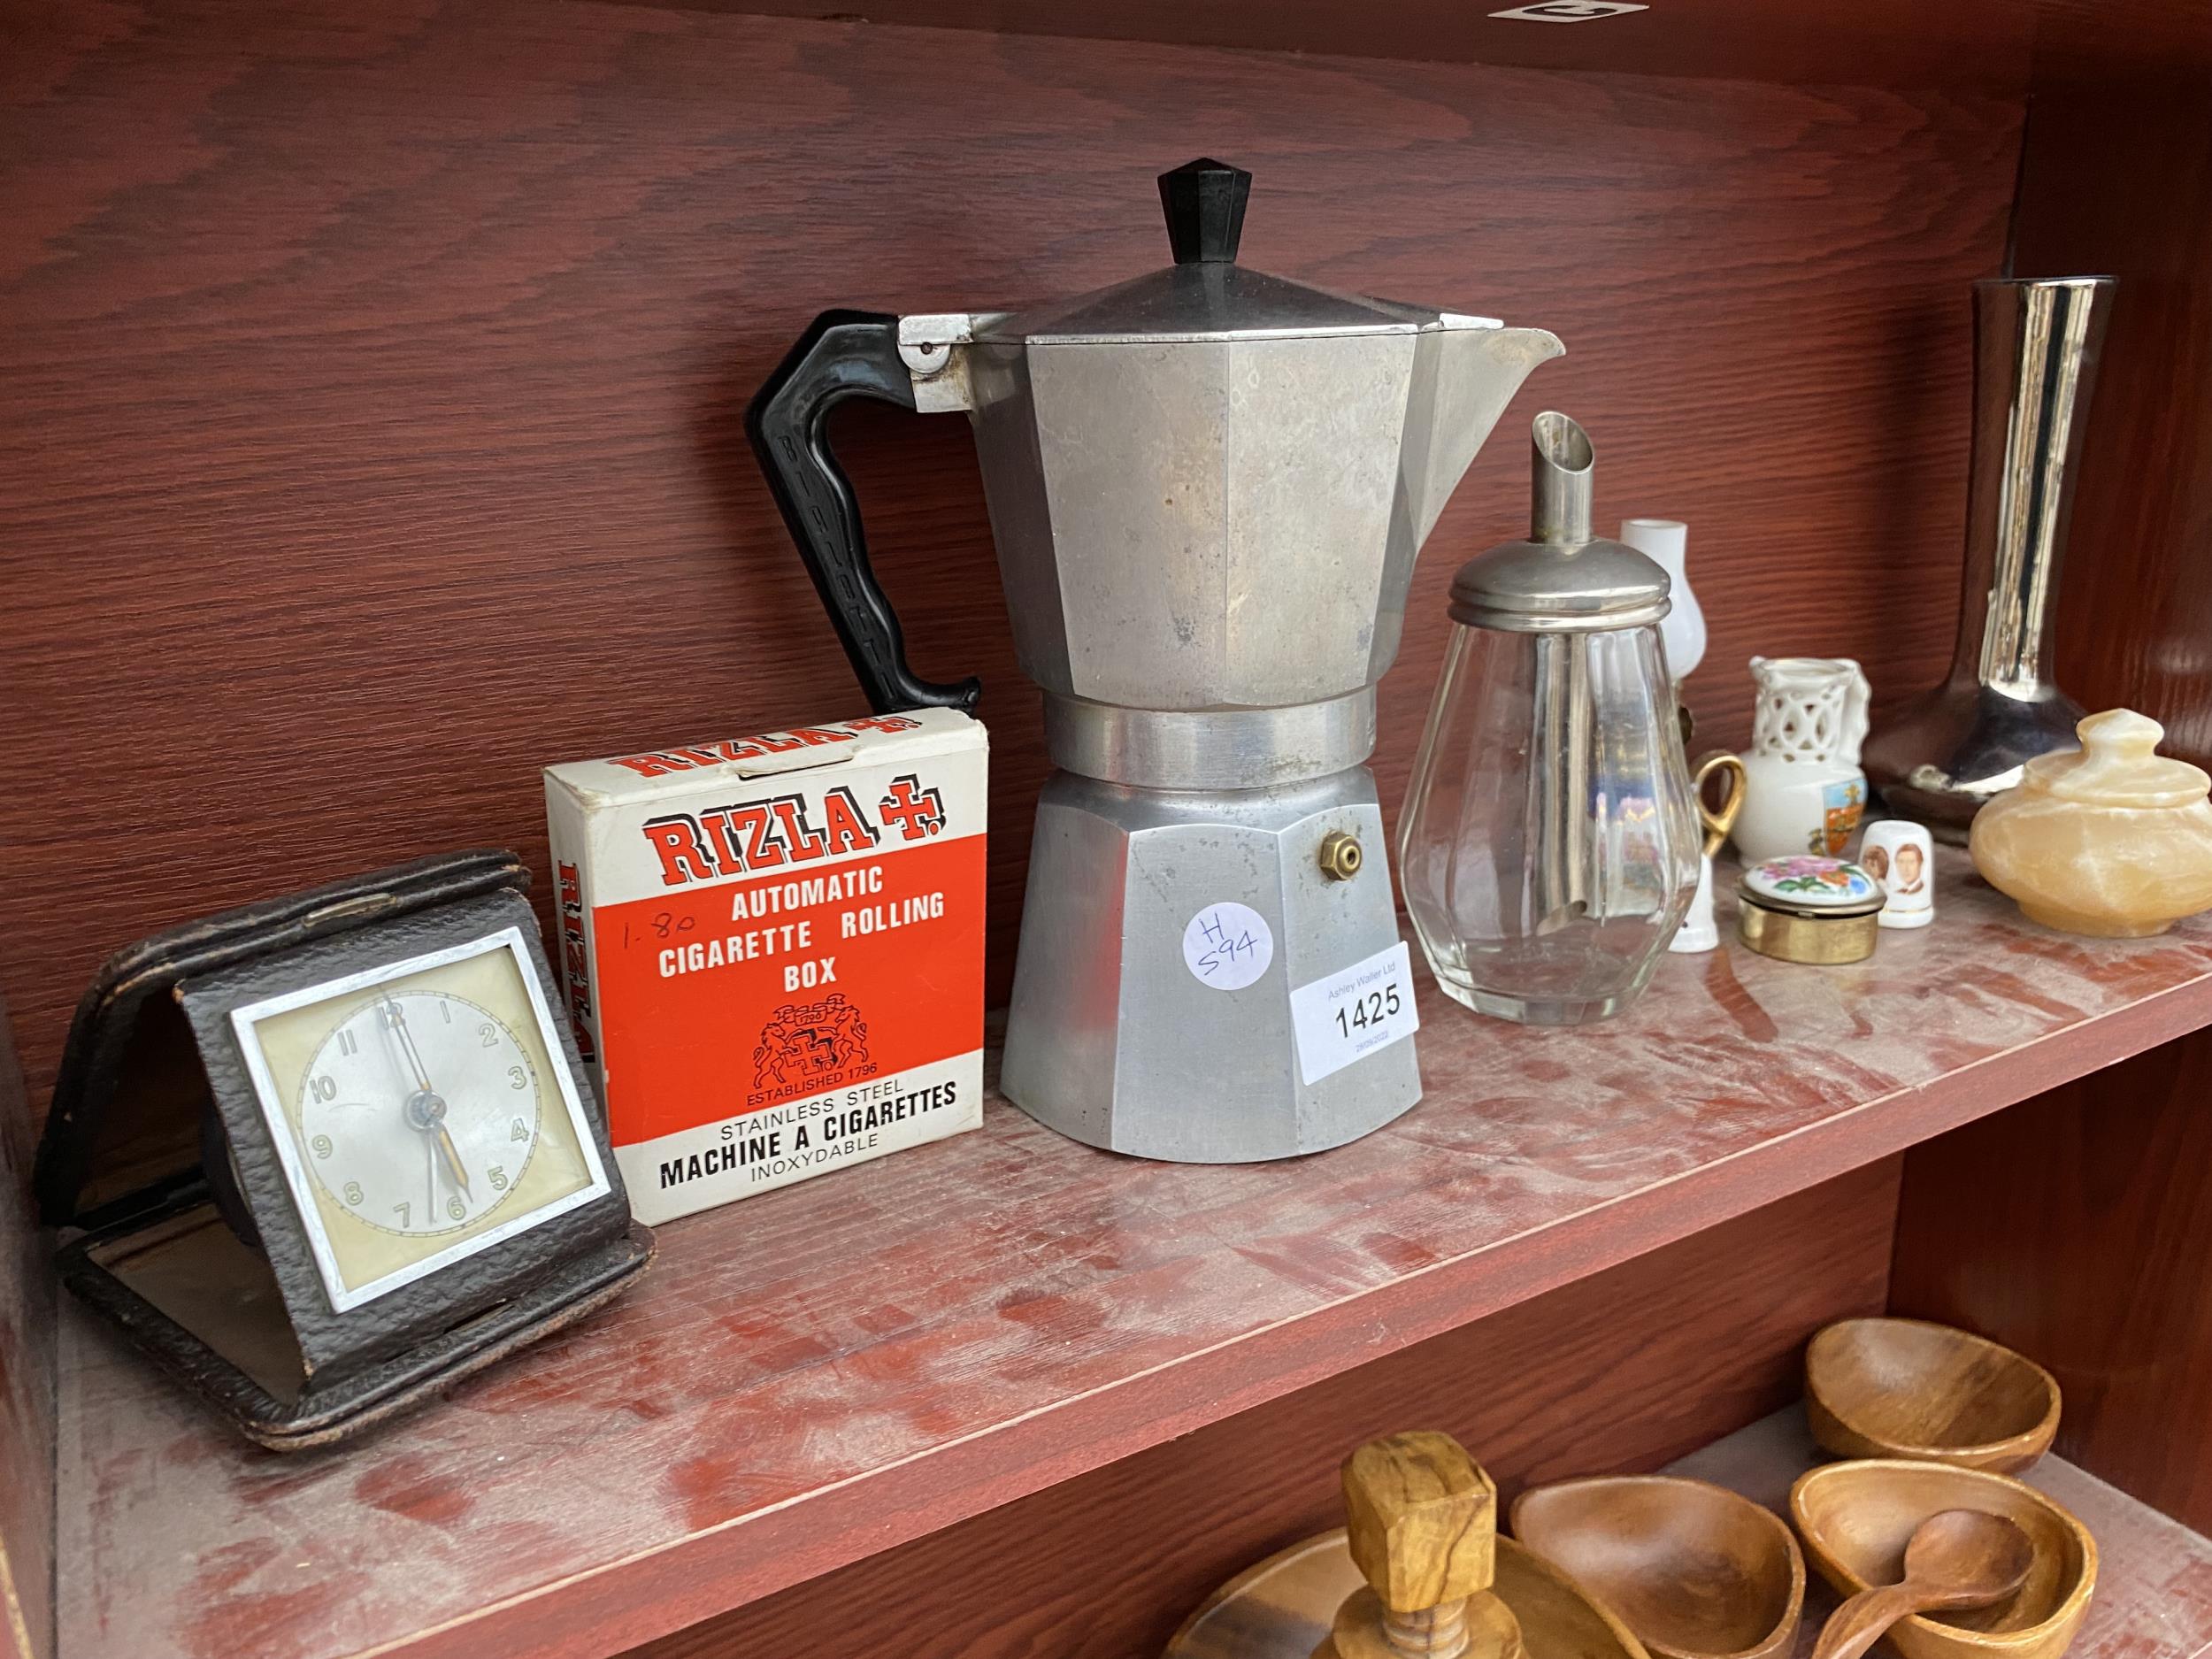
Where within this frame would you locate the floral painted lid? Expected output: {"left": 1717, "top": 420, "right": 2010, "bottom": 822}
{"left": 1740, "top": 855, "right": 1886, "bottom": 917}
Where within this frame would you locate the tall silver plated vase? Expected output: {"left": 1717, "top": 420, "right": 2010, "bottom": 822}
{"left": 1865, "top": 275, "right": 2114, "bottom": 841}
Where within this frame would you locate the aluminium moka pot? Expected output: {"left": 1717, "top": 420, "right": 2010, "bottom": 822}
{"left": 748, "top": 159, "right": 1561, "bottom": 1163}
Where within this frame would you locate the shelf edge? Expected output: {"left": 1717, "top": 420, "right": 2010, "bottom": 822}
{"left": 338, "top": 967, "right": 2212, "bottom": 1659}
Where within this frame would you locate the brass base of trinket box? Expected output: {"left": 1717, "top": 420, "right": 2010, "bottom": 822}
{"left": 1737, "top": 900, "right": 1881, "bottom": 964}
{"left": 1734, "top": 858, "right": 1885, "bottom": 965}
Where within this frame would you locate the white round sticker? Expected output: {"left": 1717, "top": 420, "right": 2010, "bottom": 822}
{"left": 1181, "top": 902, "right": 1275, "bottom": 991}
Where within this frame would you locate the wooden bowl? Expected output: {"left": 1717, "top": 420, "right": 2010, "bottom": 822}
{"left": 1164, "top": 1529, "right": 1650, "bottom": 1659}
{"left": 1790, "top": 1461, "right": 2097, "bottom": 1659}
{"left": 1807, "top": 1319, "right": 2061, "bottom": 1472}
{"left": 1511, "top": 1476, "right": 1805, "bottom": 1659}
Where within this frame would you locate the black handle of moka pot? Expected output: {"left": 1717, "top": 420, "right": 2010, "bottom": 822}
{"left": 745, "top": 309, "right": 983, "bottom": 715}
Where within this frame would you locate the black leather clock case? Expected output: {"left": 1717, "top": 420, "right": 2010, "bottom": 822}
{"left": 35, "top": 849, "right": 654, "bottom": 1449}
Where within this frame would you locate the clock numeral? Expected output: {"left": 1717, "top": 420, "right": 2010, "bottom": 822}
{"left": 392, "top": 1201, "right": 411, "bottom": 1227}
{"left": 310, "top": 1075, "right": 337, "bottom": 1102}
{"left": 311, "top": 1133, "right": 334, "bottom": 1159}
{"left": 479, "top": 1022, "right": 499, "bottom": 1048}
{"left": 446, "top": 1195, "right": 466, "bottom": 1221}
{"left": 511, "top": 1118, "right": 531, "bottom": 1142}
{"left": 337, "top": 1027, "right": 357, "bottom": 1056}
{"left": 440, "top": 1000, "right": 451, "bottom": 1023}
{"left": 507, "top": 1064, "right": 527, "bottom": 1090}
{"left": 343, "top": 1180, "right": 365, "bottom": 1205}
{"left": 488, "top": 1164, "right": 509, "bottom": 1191}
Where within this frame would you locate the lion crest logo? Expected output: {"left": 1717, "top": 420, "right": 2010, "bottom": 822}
{"left": 752, "top": 994, "right": 870, "bottom": 1088}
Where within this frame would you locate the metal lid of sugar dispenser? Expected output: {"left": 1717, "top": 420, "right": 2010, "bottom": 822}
{"left": 974, "top": 158, "right": 1502, "bottom": 345}
{"left": 1449, "top": 412, "right": 1674, "bottom": 633}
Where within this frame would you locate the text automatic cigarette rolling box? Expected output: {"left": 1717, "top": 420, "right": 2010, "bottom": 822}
{"left": 545, "top": 708, "right": 987, "bottom": 1225}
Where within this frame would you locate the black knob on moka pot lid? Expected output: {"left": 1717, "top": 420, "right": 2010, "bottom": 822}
{"left": 987, "top": 158, "right": 1455, "bottom": 342}
{"left": 1158, "top": 157, "right": 1251, "bottom": 264}
{"left": 1449, "top": 412, "right": 1673, "bottom": 632}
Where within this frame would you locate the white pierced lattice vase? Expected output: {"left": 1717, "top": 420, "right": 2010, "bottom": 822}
{"left": 1733, "top": 656, "right": 1871, "bottom": 864}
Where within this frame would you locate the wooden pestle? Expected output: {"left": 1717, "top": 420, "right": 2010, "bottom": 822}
{"left": 1316, "top": 1432, "right": 1528, "bottom": 1659}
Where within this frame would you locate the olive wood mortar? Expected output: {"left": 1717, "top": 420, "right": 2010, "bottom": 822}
{"left": 1162, "top": 1531, "right": 1650, "bottom": 1659}
{"left": 1165, "top": 1430, "right": 1652, "bottom": 1659}
{"left": 1789, "top": 1461, "right": 2098, "bottom": 1659}
{"left": 1511, "top": 1476, "right": 1805, "bottom": 1659}
{"left": 1807, "top": 1319, "right": 2061, "bottom": 1473}
{"left": 1328, "top": 1430, "right": 1520, "bottom": 1659}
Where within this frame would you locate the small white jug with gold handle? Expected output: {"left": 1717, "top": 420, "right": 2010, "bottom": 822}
{"left": 1734, "top": 657, "right": 1871, "bottom": 863}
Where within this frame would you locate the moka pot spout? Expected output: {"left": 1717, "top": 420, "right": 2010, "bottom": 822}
{"left": 1400, "top": 322, "right": 1568, "bottom": 552}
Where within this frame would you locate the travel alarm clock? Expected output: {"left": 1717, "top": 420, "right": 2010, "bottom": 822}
{"left": 36, "top": 850, "right": 652, "bottom": 1448}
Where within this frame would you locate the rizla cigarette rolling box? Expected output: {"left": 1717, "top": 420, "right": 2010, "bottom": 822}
{"left": 545, "top": 709, "right": 987, "bottom": 1225}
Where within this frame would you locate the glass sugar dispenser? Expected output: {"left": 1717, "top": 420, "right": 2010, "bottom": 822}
{"left": 1398, "top": 413, "right": 1705, "bottom": 1025}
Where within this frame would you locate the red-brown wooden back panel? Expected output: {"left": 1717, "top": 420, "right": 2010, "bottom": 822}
{"left": 2016, "top": 10, "right": 2212, "bottom": 764}
{"left": 0, "top": 0, "right": 2022, "bottom": 1111}
{"left": 1882, "top": 1, "right": 2212, "bottom": 1540}
{"left": 1892, "top": 1030, "right": 2212, "bottom": 1532}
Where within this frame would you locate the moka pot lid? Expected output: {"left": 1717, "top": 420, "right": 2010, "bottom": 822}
{"left": 974, "top": 158, "right": 1509, "bottom": 346}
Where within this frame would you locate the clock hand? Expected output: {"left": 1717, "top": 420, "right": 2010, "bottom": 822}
{"left": 402, "top": 1088, "right": 469, "bottom": 1202}
{"left": 384, "top": 995, "right": 468, "bottom": 1203}
{"left": 432, "top": 1123, "right": 472, "bottom": 1198}
{"left": 382, "top": 995, "right": 434, "bottom": 1094}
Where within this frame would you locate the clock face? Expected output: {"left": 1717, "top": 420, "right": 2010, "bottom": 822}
{"left": 231, "top": 928, "right": 611, "bottom": 1312}
{"left": 297, "top": 991, "right": 542, "bottom": 1238}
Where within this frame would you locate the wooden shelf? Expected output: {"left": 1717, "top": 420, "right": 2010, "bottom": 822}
{"left": 1668, "top": 1409, "right": 2212, "bottom": 1659}
{"left": 611, "top": 0, "right": 2044, "bottom": 93}
{"left": 56, "top": 850, "right": 2212, "bottom": 1659}
{"left": 586, "top": 0, "right": 2212, "bottom": 94}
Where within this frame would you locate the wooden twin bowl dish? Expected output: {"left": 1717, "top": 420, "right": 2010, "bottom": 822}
{"left": 1807, "top": 1319, "right": 2062, "bottom": 1473}
{"left": 1512, "top": 1477, "right": 1806, "bottom": 1659}
{"left": 1791, "top": 1461, "right": 2097, "bottom": 1659}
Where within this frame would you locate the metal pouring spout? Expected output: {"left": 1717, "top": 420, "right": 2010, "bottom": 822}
{"left": 1531, "top": 409, "right": 1594, "bottom": 545}
{"left": 1525, "top": 412, "right": 1601, "bottom": 933}
{"left": 1402, "top": 324, "right": 1567, "bottom": 551}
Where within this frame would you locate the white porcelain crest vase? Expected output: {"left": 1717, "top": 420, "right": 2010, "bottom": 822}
{"left": 1733, "top": 656, "right": 1871, "bottom": 863}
